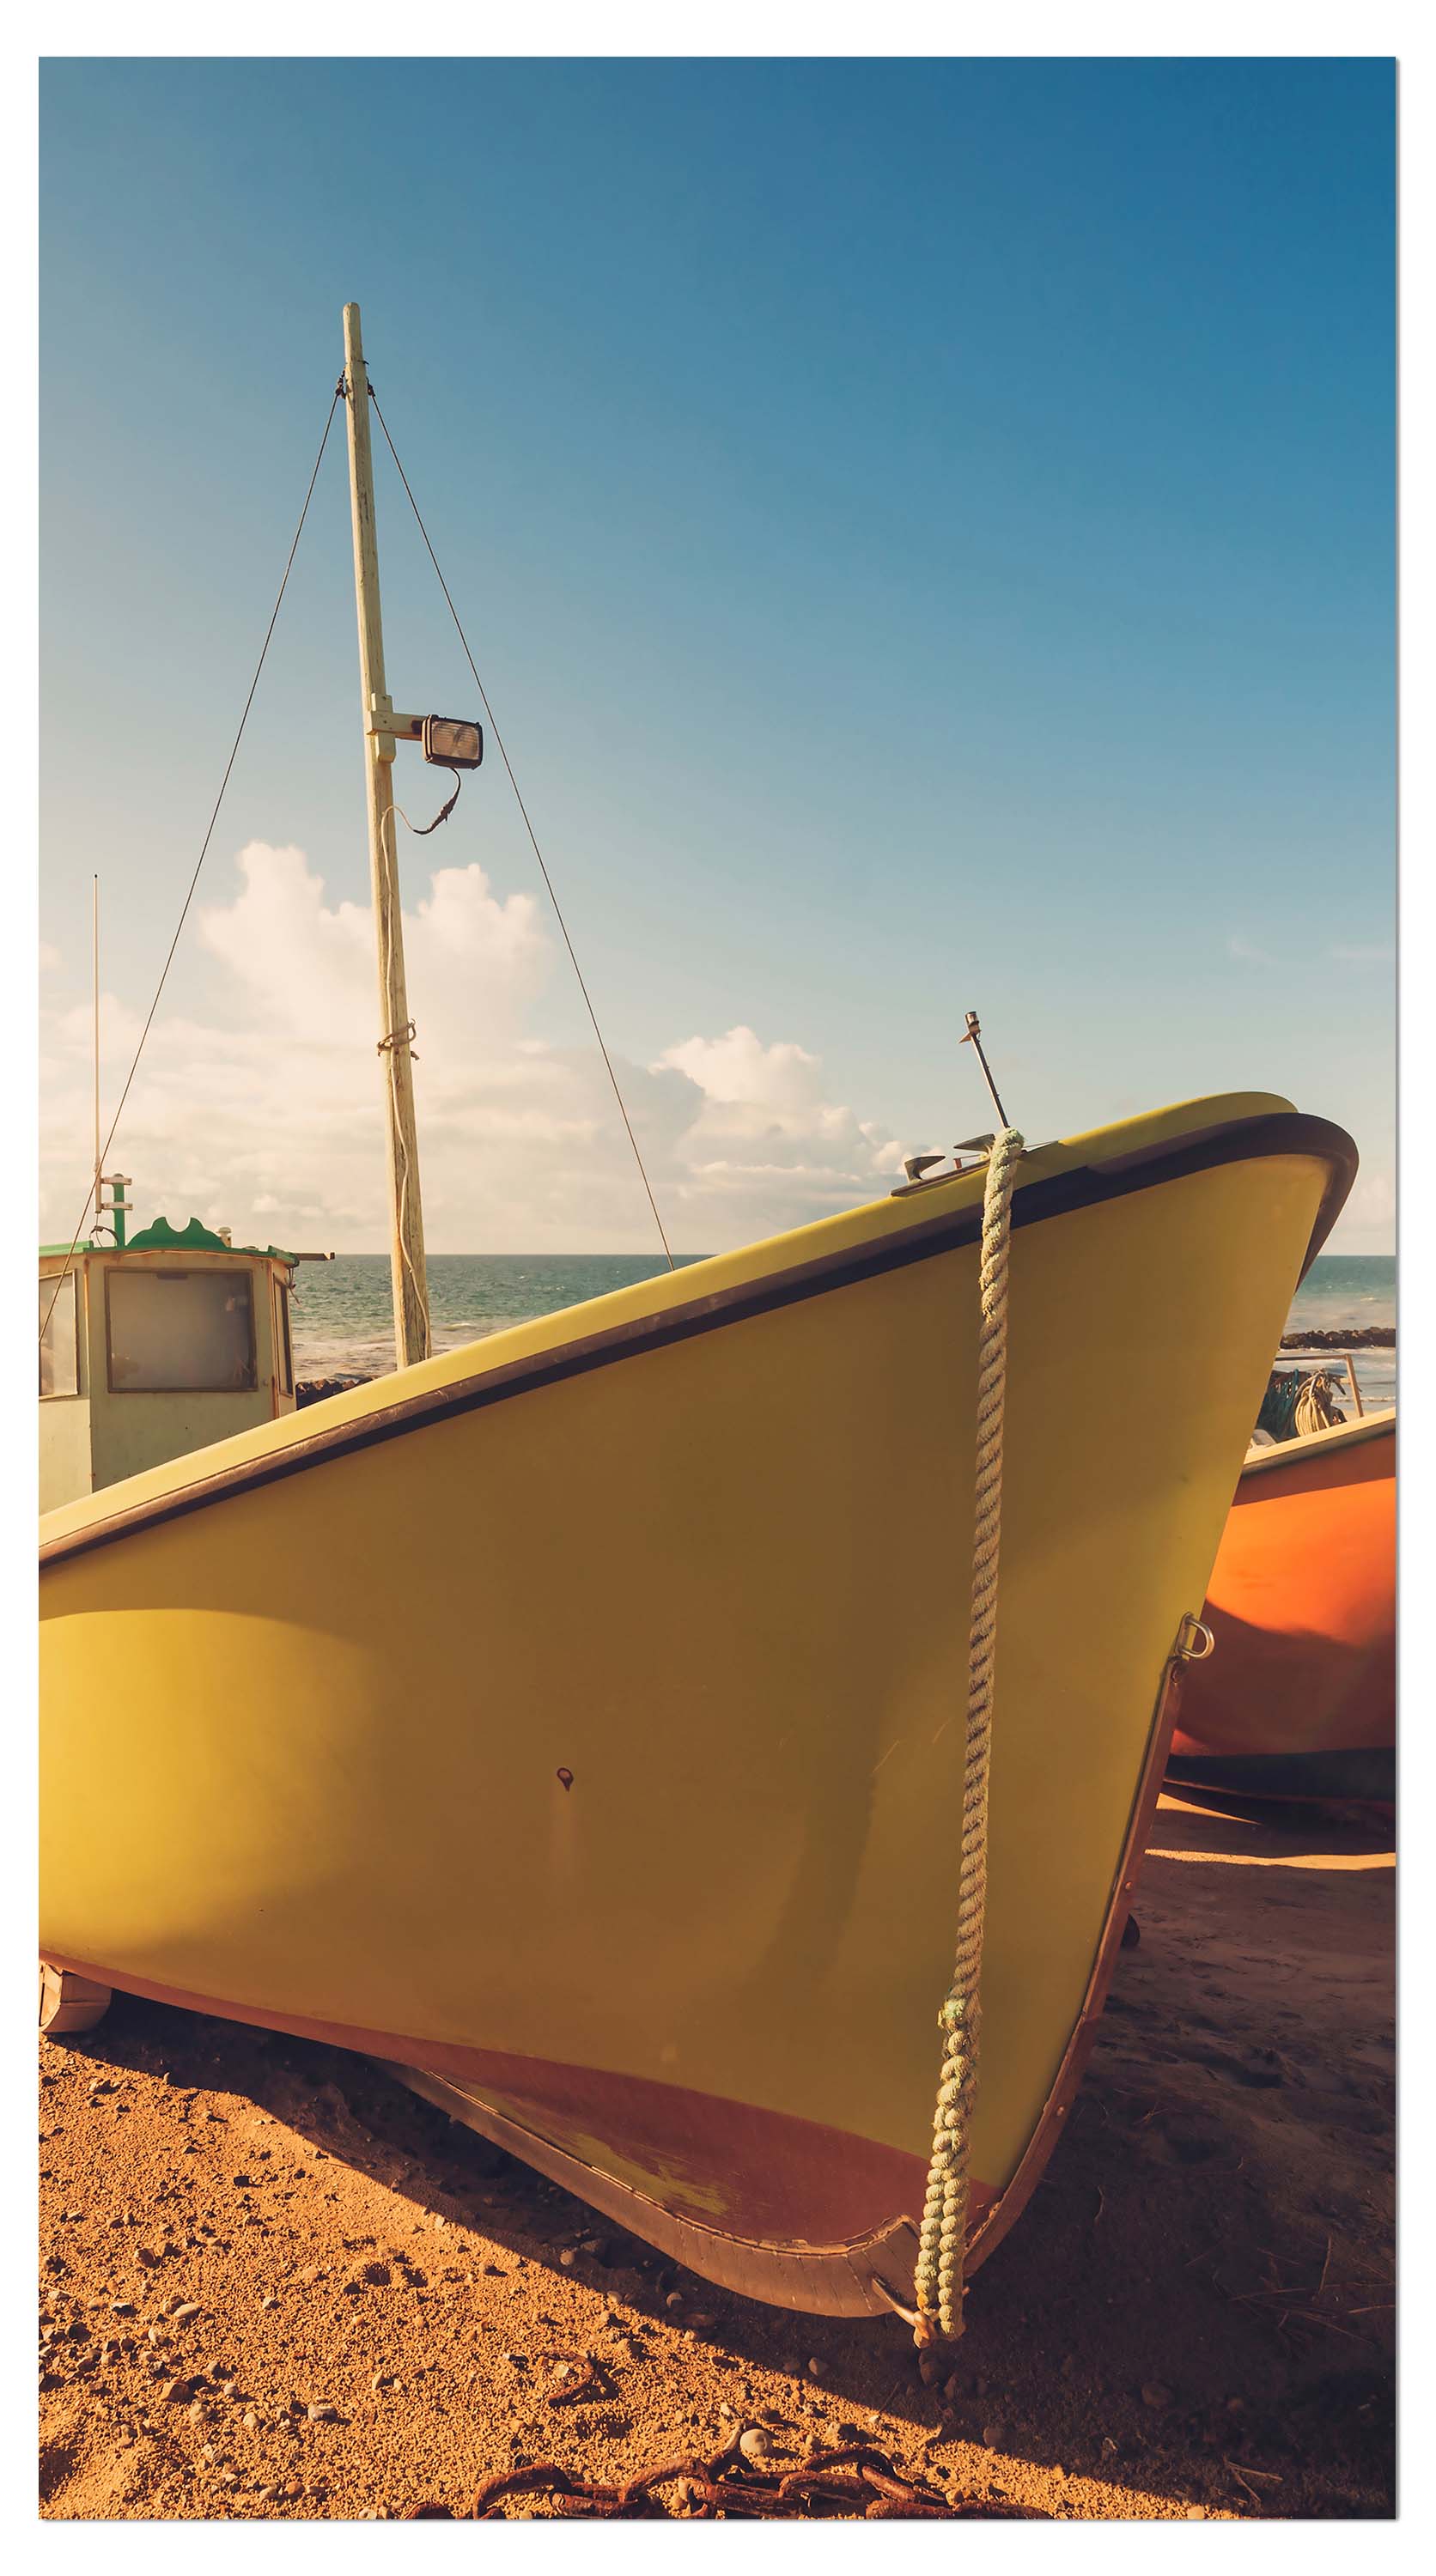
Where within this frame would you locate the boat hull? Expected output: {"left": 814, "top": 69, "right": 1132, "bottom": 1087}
{"left": 1170, "top": 1412, "right": 1395, "bottom": 1796}
{"left": 40, "top": 1098, "right": 1353, "bottom": 2312}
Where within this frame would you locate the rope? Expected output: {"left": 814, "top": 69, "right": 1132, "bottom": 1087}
{"left": 1257, "top": 1367, "right": 1346, "bottom": 1444}
{"left": 40, "top": 387, "right": 343, "bottom": 1347}
{"left": 366, "top": 388, "right": 676, "bottom": 1273}
{"left": 913, "top": 1124, "right": 1025, "bottom": 2348}
{"left": 1294, "top": 1370, "right": 1345, "bottom": 1438}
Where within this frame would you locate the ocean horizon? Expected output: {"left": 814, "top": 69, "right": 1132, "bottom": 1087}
{"left": 289, "top": 1249, "right": 1396, "bottom": 1409}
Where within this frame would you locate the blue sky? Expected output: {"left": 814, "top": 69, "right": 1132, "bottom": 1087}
{"left": 40, "top": 57, "right": 1394, "bottom": 1252}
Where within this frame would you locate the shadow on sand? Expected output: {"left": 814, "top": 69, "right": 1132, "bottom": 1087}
{"left": 47, "top": 1789, "right": 1392, "bottom": 2517}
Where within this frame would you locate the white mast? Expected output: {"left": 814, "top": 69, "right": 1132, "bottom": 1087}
{"left": 341, "top": 301, "right": 431, "bottom": 1370}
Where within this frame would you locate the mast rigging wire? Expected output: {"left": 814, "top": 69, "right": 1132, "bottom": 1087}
{"left": 40, "top": 388, "right": 344, "bottom": 1346}
{"left": 367, "top": 387, "right": 677, "bottom": 1274}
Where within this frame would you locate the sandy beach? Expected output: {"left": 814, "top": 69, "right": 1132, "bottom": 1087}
{"left": 38, "top": 1791, "right": 1394, "bottom": 2522}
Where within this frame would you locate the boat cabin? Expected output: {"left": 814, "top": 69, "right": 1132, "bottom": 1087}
{"left": 40, "top": 1205, "right": 308, "bottom": 1515}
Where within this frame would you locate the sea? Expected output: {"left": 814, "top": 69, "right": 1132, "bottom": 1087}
{"left": 289, "top": 1255, "right": 709, "bottom": 1382}
{"left": 290, "top": 1250, "right": 1396, "bottom": 1412}
{"left": 1285, "top": 1255, "right": 1396, "bottom": 1411}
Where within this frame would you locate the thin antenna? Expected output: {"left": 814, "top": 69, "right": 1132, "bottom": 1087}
{"left": 960, "top": 1009, "right": 1011, "bottom": 1129}
{"left": 92, "top": 876, "right": 100, "bottom": 1236}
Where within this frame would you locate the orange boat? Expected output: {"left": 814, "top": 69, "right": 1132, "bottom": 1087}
{"left": 1168, "top": 1411, "right": 1395, "bottom": 1807}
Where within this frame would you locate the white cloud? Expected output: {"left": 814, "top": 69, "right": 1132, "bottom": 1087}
{"left": 198, "top": 841, "right": 548, "bottom": 1052}
{"left": 660, "top": 1026, "right": 824, "bottom": 1109}
{"left": 40, "top": 841, "right": 906, "bottom": 1255}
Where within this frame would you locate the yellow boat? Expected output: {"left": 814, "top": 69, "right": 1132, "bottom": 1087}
{"left": 40, "top": 1090, "right": 1353, "bottom": 2318}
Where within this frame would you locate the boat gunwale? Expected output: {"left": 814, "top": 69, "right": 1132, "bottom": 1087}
{"left": 40, "top": 1109, "right": 1355, "bottom": 1571}
{"left": 1241, "top": 1408, "right": 1396, "bottom": 1477}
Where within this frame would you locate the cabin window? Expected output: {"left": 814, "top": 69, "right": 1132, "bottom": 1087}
{"left": 274, "top": 1279, "right": 294, "bottom": 1397}
{"left": 39, "top": 1273, "right": 79, "bottom": 1399}
{"left": 106, "top": 1268, "right": 257, "bottom": 1394}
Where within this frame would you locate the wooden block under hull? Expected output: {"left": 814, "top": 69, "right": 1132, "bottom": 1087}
{"left": 39, "top": 1961, "right": 112, "bottom": 2034}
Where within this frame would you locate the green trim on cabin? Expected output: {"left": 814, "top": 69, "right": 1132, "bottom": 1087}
{"left": 125, "top": 1216, "right": 233, "bottom": 1255}
{"left": 39, "top": 1217, "right": 298, "bottom": 1262}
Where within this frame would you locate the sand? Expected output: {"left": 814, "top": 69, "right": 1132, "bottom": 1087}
{"left": 39, "top": 1792, "right": 1394, "bottom": 2522}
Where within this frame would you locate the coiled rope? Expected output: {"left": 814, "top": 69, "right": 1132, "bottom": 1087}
{"left": 913, "top": 1123, "right": 1025, "bottom": 2348}
{"left": 1256, "top": 1367, "right": 1346, "bottom": 1445}
{"left": 1293, "top": 1370, "right": 1345, "bottom": 1438}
